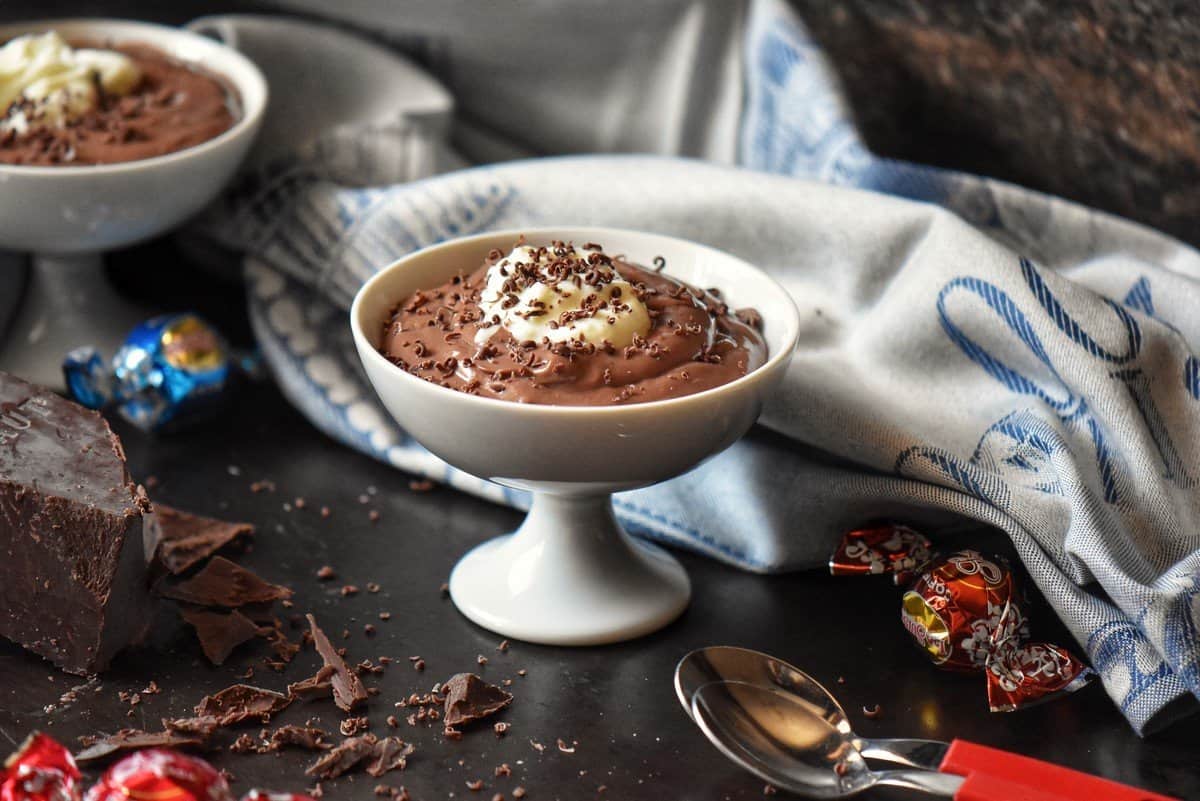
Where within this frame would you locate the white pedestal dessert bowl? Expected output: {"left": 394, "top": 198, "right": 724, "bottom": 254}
{"left": 351, "top": 228, "right": 800, "bottom": 645}
{"left": 0, "top": 19, "right": 267, "bottom": 388}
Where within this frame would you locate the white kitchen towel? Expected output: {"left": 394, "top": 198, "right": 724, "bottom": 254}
{"left": 189, "top": 0, "right": 1200, "bottom": 734}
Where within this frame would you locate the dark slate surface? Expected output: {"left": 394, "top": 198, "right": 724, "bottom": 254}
{"left": 0, "top": 239, "right": 1196, "bottom": 799}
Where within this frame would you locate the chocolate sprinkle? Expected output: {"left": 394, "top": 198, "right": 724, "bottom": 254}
{"left": 159, "top": 556, "right": 293, "bottom": 607}
{"left": 307, "top": 613, "right": 369, "bottom": 711}
{"left": 442, "top": 673, "right": 513, "bottom": 728}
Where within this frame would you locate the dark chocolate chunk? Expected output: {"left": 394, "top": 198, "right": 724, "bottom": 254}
{"left": 367, "top": 737, "right": 414, "bottom": 777}
{"left": 194, "top": 683, "right": 291, "bottom": 726}
{"left": 442, "top": 673, "right": 513, "bottom": 727}
{"left": 0, "top": 372, "right": 155, "bottom": 675}
{"left": 179, "top": 606, "right": 264, "bottom": 665}
{"left": 307, "top": 613, "right": 368, "bottom": 711}
{"left": 159, "top": 556, "right": 292, "bottom": 607}
{"left": 75, "top": 728, "right": 204, "bottom": 763}
{"left": 270, "top": 725, "right": 333, "bottom": 751}
{"left": 162, "top": 715, "right": 221, "bottom": 739}
{"left": 148, "top": 504, "right": 253, "bottom": 575}
{"left": 305, "top": 734, "right": 378, "bottom": 779}
{"left": 288, "top": 665, "right": 336, "bottom": 701}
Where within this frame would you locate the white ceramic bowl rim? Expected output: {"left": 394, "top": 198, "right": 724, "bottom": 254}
{"left": 0, "top": 18, "right": 268, "bottom": 176}
{"left": 352, "top": 226, "right": 802, "bottom": 417}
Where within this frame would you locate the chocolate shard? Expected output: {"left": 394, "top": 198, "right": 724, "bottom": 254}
{"left": 0, "top": 372, "right": 155, "bottom": 675}
{"left": 194, "top": 683, "right": 291, "bottom": 726}
{"left": 442, "top": 673, "right": 513, "bottom": 727}
{"left": 270, "top": 725, "right": 333, "bottom": 751}
{"left": 159, "top": 556, "right": 293, "bottom": 607}
{"left": 305, "top": 734, "right": 378, "bottom": 779}
{"left": 366, "top": 737, "right": 414, "bottom": 777}
{"left": 288, "top": 665, "right": 336, "bottom": 701}
{"left": 148, "top": 504, "right": 253, "bottom": 575}
{"left": 179, "top": 606, "right": 265, "bottom": 665}
{"left": 75, "top": 728, "right": 204, "bottom": 764}
{"left": 306, "top": 614, "right": 368, "bottom": 711}
{"left": 162, "top": 715, "right": 221, "bottom": 739}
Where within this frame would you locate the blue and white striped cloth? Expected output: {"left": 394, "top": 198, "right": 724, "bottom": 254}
{"left": 192, "top": 0, "right": 1200, "bottom": 734}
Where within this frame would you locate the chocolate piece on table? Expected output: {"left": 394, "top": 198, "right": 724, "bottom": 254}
{"left": 75, "top": 729, "right": 205, "bottom": 764}
{"left": 178, "top": 606, "right": 264, "bottom": 665}
{"left": 306, "top": 614, "right": 368, "bottom": 711}
{"left": 442, "top": 673, "right": 513, "bottom": 727}
{"left": 193, "top": 684, "right": 291, "bottom": 726}
{"left": 158, "top": 556, "right": 292, "bottom": 607}
{"left": 269, "top": 725, "right": 332, "bottom": 751}
{"left": 288, "top": 665, "right": 336, "bottom": 700}
{"left": 305, "top": 734, "right": 378, "bottom": 780}
{"left": 366, "top": 737, "right": 414, "bottom": 778}
{"left": 162, "top": 716, "right": 221, "bottom": 740}
{"left": 0, "top": 371, "right": 155, "bottom": 675}
{"left": 148, "top": 504, "right": 253, "bottom": 575}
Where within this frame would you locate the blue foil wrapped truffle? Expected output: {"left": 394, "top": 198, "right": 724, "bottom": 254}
{"left": 63, "top": 313, "right": 234, "bottom": 432}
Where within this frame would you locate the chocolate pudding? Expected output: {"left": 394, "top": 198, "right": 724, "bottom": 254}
{"left": 0, "top": 33, "right": 237, "bottom": 166}
{"left": 379, "top": 240, "right": 768, "bottom": 405}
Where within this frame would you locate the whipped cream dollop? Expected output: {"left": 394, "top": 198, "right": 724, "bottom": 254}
{"left": 475, "top": 243, "right": 653, "bottom": 349}
{"left": 0, "top": 32, "right": 141, "bottom": 130}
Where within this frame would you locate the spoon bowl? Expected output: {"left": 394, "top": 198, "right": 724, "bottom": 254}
{"left": 691, "top": 681, "right": 963, "bottom": 799}
{"left": 676, "top": 646, "right": 947, "bottom": 769}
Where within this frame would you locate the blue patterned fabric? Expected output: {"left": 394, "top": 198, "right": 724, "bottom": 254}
{"left": 194, "top": 0, "right": 1200, "bottom": 733}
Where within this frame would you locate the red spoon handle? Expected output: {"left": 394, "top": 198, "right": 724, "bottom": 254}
{"left": 941, "top": 739, "right": 1179, "bottom": 801}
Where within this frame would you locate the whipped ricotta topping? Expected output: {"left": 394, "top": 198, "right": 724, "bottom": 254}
{"left": 475, "top": 243, "right": 652, "bottom": 348}
{"left": 0, "top": 32, "right": 141, "bottom": 131}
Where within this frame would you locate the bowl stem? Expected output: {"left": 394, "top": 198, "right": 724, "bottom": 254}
{"left": 448, "top": 490, "right": 691, "bottom": 645}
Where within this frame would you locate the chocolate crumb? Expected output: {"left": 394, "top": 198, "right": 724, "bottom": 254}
{"left": 341, "top": 585, "right": 360, "bottom": 597}
{"left": 495, "top": 763, "right": 512, "bottom": 777}
{"left": 369, "top": 510, "right": 381, "bottom": 523}
{"left": 530, "top": 740, "right": 545, "bottom": 753}
{"left": 320, "top": 506, "right": 331, "bottom": 518}
{"left": 496, "top": 640, "right": 509, "bottom": 652}
{"left": 316, "top": 566, "right": 336, "bottom": 581}
{"left": 556, "top": 738, "right": 575, "bottom": 754}
{"left": 512, "top": 787, "right": 526, "bottom": 799}
{"left": 408, "top": 479, "right": 434, "bottom": 492}
{"left": 862, "top": 704, "right": 882, "bottom": 719}
{"left": 763, "top": 785, "right": 778, "bottom": 796}
{"left": 467, "top": 780, "right": 484, "bottom": 792}
{"left": 494, "top": 722, "right": 510, "bottom": 737}
{"left": 477, "top": 655, "right": 488, "bottom": 666}
{"left": 386, "top": 715, "right": 400, "bottom": 728}
{"left": 341, "top": 716, "right": 369, "bottom": 736}
{"left": 367, "top": 582, "right": 381, "bottom": 593}
{"left": 365, "top": 624, "right": 377, "bottom": 637}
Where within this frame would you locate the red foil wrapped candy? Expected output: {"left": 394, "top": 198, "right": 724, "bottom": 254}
{"left": 1, "top": 733, "right": 81, "bottom": 801}
{"left": 901, "top": 549, "right": 1092, "bottom": 711}
{"left": 829, "top": 523, "right": 932, "bottom": 585}
{"left": 830, "top": 524, "right": 1093, "bottom": 712}
{"left": 84, "top": 750, "right": 231, "bottom": 801}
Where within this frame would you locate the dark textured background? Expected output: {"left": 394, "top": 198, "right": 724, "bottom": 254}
{"left": 2, "top": 0, "right": 1196, "bottom": 247}
{"left": 790, "top": 0, "right": 1200, "bottom": 245}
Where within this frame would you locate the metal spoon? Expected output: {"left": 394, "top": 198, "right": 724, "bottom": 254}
{"left": 675, "top": 646, "right": 947, "bottom": 770}
{"left": 687, "top": 677, "right": 1179, "bottom": 800}
{"left": 691, "top": 680, "right": 962, "bottom": 797}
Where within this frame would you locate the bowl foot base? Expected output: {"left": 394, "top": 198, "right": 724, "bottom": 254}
{"left": 449, "top": 492, "right": 690, "bottom": 645}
